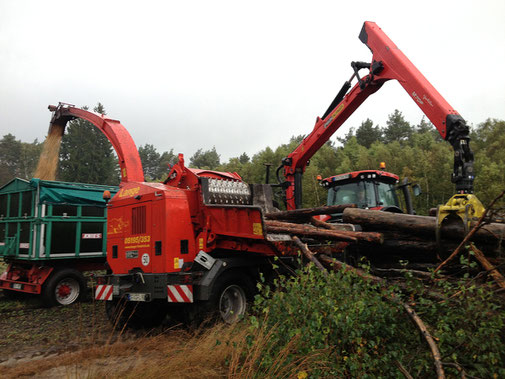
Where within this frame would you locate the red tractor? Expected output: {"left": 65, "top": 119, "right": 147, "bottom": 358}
{"left": 318, "top": 165, "right": 421, "bottom": 221}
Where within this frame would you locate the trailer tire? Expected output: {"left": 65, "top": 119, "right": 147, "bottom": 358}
{"left": 207, "top": 270, "right": 255, "bottom": 324}
{"left": 106, "top": 298, "right": 167, "bottom": 330}
{"left": 41, "top": 268, "right": 87, "bottom": 307}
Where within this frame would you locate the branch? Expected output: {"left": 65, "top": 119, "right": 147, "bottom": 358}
{"left": 292, "top": 236, "right": 328, "bottom": 277}
{"left": 403, "top": 303, "right": 445, "bottom": 378}
{"left": 468, "top": 244, "right": 505, "bottom": 289}
{"left": 395, "top": 360, "right": 414, "bottom": 379}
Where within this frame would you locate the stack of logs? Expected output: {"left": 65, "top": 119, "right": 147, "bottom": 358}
{"left": 263, "top": 204, "right": 505, "bottom": 269}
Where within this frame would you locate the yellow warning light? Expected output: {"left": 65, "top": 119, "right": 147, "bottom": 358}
{"left": 379, "top": 162, "right": 386, "bottom": 170}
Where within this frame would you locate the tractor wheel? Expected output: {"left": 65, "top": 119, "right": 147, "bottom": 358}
{"left": 41, "top": 268, "right": 87, "bottom": 307}
{"left": 106, "top": 298, "right": 167, "bottom": 330}
{"left": 208, "top": 270, "right": 254, "bottom": 324}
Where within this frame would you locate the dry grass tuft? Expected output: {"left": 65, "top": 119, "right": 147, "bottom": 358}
{"left": 0, "top": 319, "right": 324, "bottom": 379}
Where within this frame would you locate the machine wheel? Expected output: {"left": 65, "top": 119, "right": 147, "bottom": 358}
{"left": 106, "top": 298, "right": 167, "bottom": 330}
{"left": 208, "top": 270, "right": 254, "bottom": 324}
{"left": 41, "top": 268, "right": 87, "bottom": 307}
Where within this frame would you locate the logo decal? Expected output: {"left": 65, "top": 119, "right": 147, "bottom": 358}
{"left": 324, "top": 103, "right": 345, "bottom": 128}
{"left": 108, "top": 217, "right": 129, "bottom": 235}
{"left": 118, "top": 186, "right": 141, "bottom": 198}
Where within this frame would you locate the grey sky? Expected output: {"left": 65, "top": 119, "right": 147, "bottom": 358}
{"left": 1, "top": 0, "right": 504, "bottom": 162}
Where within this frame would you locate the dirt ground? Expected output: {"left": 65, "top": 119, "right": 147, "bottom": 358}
{"left": 0, "top": 289, "right": 238, "bottom": 379}
{"left": 0, "top": 288, "right": 175, "bottom": 378}
{"left": 0, "top": 291, "right": 111, "bottom": 361}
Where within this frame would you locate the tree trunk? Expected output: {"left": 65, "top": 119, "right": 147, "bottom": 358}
{"left": 265, "top": 204, "right": 356, "bottom": 221}
{"left": 342, "top": 208, "right": 505, "bottom": 245}
{"left": 265, "top": 220, "right": 383, "bottom": 244}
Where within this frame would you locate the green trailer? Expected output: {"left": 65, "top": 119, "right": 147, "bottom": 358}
{"left": 0, "top": 178, "right": 118, "bottom": 306}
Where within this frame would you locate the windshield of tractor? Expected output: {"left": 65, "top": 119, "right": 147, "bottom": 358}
{"left": 376, "top": 181, "right": 399, "bottom": 207}
{"left": 327, "top": 180, "right": 400, "bottom": 209}
{"left": 327, "top": 181, "right": 375, "bottom": 208}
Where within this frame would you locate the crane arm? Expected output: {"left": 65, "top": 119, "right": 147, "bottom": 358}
{"left": 48, "top": 103, "right": 145, "bottom": 183}
{"left": 282, "top": 21, "right": 474, "bottom": 209}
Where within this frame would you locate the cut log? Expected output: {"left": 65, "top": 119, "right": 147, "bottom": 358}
{"left": 469, "top": 244, "right": 505, "bottom": 289}
{"left": 265, "top": 220, "right": 383, "bottom": 244}
{"left": 309, "top": 243, "right": 349, "bottom": 255}
{"left": 266, "top": 225, "right": 357, "bottom": 243}
{"left": 342, "top": 208, "right": 505, "bottom": 245}
{"left": 265, "top": 204, "right": 356, "bottom": 221}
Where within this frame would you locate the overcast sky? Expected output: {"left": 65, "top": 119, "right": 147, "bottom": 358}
{"left": 1, "top": 0, "right": 504, "bottom": 163}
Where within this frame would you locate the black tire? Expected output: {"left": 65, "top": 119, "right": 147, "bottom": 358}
{"left": 106, "top": 298, "right": 167, "bottom": 330}
{"left": 41, "top": 268, "right": 87, "bottom": 307}
{"left": 207, "top": 270, "right": 255, "bottom": 324}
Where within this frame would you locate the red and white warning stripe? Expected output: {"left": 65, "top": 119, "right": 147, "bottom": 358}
{"left": 167, "top": 284, "right": 193, "bottom": 303}
{"left": 95, "top": 285, "right": 114, "bottom": 301}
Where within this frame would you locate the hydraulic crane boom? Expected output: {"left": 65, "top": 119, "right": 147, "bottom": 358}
{"left": 281, "top": 21, "right": 474, "bottom": 210}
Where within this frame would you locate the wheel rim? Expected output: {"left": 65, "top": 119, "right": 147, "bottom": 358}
{"left": 219, "top": 284, "right": 246, "bottom": 323}
{"left": 55, "top": 278, "right": 80, "bottom": 305}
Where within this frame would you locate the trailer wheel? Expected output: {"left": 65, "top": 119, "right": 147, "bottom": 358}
{"left": 209, "top": 271, "right": 254, "bottom": 324}
{"left": 42, "top": 268, "right": 87, "bottom": 307}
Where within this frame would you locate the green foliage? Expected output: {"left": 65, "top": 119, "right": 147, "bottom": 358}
{"left": 472, "top": 119, "right": 505, "bottom": 208}
{"left": 138, "top": 144, "right": 176, "bottom": 181}
{"left": 383, "top": 109, "right": 412, "bottom": 142}
{"left": 249, "top": 264, "right": 505, "bottom": 377}
{"left": 355, "top": 118, "right": 382, "bottom": 148}
{"left": 58, "top": 104, "right": 119, "bottom": 185}
{"left": 189, "top": 147, "right": 221, "bottom": 170}
{"left": 0, "top": 134, "right": 42, "bottom": 186}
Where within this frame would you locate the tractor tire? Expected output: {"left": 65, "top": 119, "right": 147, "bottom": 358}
{"left": 207, "top": 270, "right": 255, "bottom": 324}
{"left": 41, "top": 268, "right": 87, "bottom": 307}
{"left": 106, "top": 298, "right": 167, "bottom": 330}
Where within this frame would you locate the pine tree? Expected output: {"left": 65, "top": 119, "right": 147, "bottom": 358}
{"left": 355, "top": 118, "right": 383, "bottom": 148}
{"left": 58, "top": 104, "right": 119, "bottom": 185}
{"left": 0, "top": 134, "right": 22, "bottom": 182}
{"left": 189, "top": 147, "right": 220, "bottom": 169}
{"left": 383, "top": 110, "right": 412, "bottom": 143}
{"left": 138, "top": 144, "right": 176, "bottom": 181}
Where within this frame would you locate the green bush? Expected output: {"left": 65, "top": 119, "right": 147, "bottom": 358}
{"left": 247, "top": 262, "right": 505, "bottom": 378}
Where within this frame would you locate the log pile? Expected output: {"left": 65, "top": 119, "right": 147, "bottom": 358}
{"left": 263, "top": 205, "right": 505, "bottom": 273}
{"left": 342, "top": 208, "right": 505, "bottom": 261}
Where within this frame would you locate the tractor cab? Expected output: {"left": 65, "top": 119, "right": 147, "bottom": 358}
{"left": 321, "top": 170, "right": 402, "bottom": 213}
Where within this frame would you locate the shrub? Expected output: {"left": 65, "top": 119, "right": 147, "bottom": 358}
{"left": 247, "top": 262, "right": 505, "bottom": 377}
